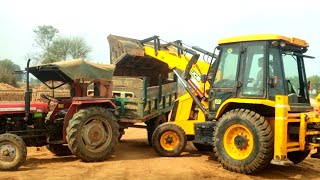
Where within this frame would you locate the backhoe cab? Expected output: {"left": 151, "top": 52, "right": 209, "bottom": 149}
{"left": 108, "top": 34, "right": 320, "bottom": 174}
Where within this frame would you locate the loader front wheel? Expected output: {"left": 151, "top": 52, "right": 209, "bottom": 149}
{"left": 66, "top": 107, "right": 119, "bottom": 162}
{"left": 287, "top": 150, "right": 311, "bottom": 164}
{"left": 0, "top": 133, "right": 27, "bottom": 170}
{"left": 147, "top": 114, "right": 167, "bottom": 146}
{"left": 152, "top": 123, "right": 187, "bottom": 157}
{"left": 213, "top": 109, "right": 273, "bottom": 174}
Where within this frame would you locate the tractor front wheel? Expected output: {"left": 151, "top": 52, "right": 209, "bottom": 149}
{"left": 0, "top": 133, "right": 27, "bottom": 170}
{"left": 213, "top": 109, "right": 273, "bottom": 174}
{"left": 66, "top": 107, "right": 119, "bottom": 162}
{"left": 152, "top": 123, "right": 187, "bottom": 157}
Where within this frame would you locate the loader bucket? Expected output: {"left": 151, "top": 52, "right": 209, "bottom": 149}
{"left": 107, "top": 35, "right": 145, "bottom": 64}
{"left": 107, "top": 35, "right": 171, "bottom": 86}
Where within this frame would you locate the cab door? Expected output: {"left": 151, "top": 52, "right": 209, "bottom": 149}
{"left": 240, "top": 42, "right": 266, "bottom": 98}
{"left": 209, "top": 43, "right": 241, "bottom": 115}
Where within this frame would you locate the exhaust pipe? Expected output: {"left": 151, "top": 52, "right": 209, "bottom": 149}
{"left": 25, "top": 59, "right": 31, "bottom": 119}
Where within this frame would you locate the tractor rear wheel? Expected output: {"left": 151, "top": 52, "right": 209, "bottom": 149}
{"left": 213, "top": 109, "right": 273, "bottom": 174}
{"left": 47, "top": 144, "right": 72, "bottom": 156}
{"left": 66, "top": 107, "right": 119, "bottom": 162}
{"left": 0, "top": 133, "right": 27, "bottom": 170}
{"left": 192, "top": 142, "right": 213, "bottom": 151}
{"left": 152, "top": 123, "right": 187, "bottom": 157}
{"left": 288, "top": 150, "right": 311, "bottom": 164}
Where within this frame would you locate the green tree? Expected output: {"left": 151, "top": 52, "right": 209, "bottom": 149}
{"left": 68, "top": 37, "right": 91, "bottom": 59}
{"left": 308, "top": 75, "right": 320, "bottom": 94}
{"left": 32, "top": 25, "right": 91, "bottom": 64}
{"left": 33, "top": 25, "right": 59, "bottom": 52}
{"left": 42, "top": 36, "right": 91, "bottom": 64}
{"left": 0, "top": 59, "right": 21, "bottom": 86}
{"left": 42, "top": 37, "right": 71, "bottom": 63}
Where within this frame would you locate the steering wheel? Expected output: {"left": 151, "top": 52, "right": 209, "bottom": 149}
{"left": 41, "top": 94, "right": 58, "bottom": 103}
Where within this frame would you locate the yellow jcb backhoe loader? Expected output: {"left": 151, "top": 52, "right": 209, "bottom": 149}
{"left": 108, "top": 34, "right": 320, "bottom": 174}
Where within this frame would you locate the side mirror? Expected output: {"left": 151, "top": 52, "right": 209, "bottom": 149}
{"left": 201, "top": 74, "right": 207, "bottom": 83}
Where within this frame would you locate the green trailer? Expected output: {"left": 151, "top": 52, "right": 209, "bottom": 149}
{"left": 108, "top": 35, "right": 178, "bottom": 144}
{"left": 113, "top": 76, "right": 177, "bottom": 144}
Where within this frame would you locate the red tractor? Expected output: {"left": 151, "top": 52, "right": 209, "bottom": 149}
{"left": 0, "top": 59, "right": 119, "bottom": 170}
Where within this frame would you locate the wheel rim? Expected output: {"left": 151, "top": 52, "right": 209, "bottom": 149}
{"left": 81, "top": 116, "right": 112, "bottom": 153}
{"left": 223, "top": 124, "right": 253, "bottom": 160}
{"left": 160, "top": 131, "right": 180, "bottom": 151}
{"left": 0, "top": 142, "right": 17, "bottom": 163}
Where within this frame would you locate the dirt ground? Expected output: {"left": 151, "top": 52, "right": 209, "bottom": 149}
{"left": 0, "top": 128, "right": 319, "bottom": 180}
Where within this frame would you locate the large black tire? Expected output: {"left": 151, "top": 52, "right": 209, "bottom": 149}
{"left": 46, "top": 144, "right": 72, "bottom": 156}
{"left": 0, "top": 133, "right": 27, "bottom": 170}
{"left": 192, "top": 142, "right": 213, "bottom": 151}
{"left": 152, "top": 123, "right": 187, "bottom": 157}
{"left": 288, "top": 150, "right": 311, "bottom": 164}
{"left": 213, "top": 109, "right": 273, "bottom": 174}
{"left": 66, "top": 107, "right": 119, "bottom": 162}
{"left": 147, "top": 114, "right": 167, "bottom": 146}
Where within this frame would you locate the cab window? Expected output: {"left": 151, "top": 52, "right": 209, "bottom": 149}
{"left": 213, "top": 45, "right": 240, "bottom": 88}
{"left": 242, "top": 43, "right": 265, "bottom": 97}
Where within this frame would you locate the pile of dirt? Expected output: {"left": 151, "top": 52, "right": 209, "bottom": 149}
{"left": 0, "top": 82, "right": 17, "bottom": 90}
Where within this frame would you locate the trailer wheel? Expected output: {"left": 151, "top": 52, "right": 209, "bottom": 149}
{"left": 46, "top": 144, "right": 72, "bottom": 156}
{"left": 213, "top": 109, "right": 273, "bottom": 174}
{"left": 152, "top": 123, "right": 187, "bottom": 157}
{"left": 147, "top": 114, "right": 167, "bottom": 146}
{"left": 0, "top": 133, "right": 27, "bottom": 170}
{"left": 287, "top": 150, "right": 311, "bottom": 164}
{"left": 66, "top": 107, "right": 119, "bottom": 162}
{"left": 192, "top": 142, "right": 213, "bottom": 151}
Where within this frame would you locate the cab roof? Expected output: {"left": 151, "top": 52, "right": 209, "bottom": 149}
{"left": 218, "top": 34, "right": 309, "bottom": 47}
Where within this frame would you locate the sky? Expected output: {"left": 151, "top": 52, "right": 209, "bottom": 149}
{"left": 0, "top": 0, "right": 319, "bottom": 77}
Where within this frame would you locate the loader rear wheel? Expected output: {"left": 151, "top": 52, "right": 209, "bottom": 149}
{"left": 213, "top": 109, "right": 273, "bottom": 174}
{"left": 192, "top": 142, "right": 213, "bottom": 151}
{"left": 66, "top": 107, "right": 119, "bottom": 162}
{"left": 287, "top": 150, "right": 311, "bottom": 164}
{"left": 147, "top": 114, "right": 167, "bottom": 146}
{"left": 0, "top": 133, "right": 27, "bottom": 170}
{"left": 152, "top": 123, "right": 187, "bottom": 157}
{"left": 47, "top": 144, "right": 72, "bottom": 156}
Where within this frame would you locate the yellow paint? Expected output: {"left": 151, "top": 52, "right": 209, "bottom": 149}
{"left": 299, "top": 114, "right": 307, "bottom": 151}
{"left": 144, "top": 46, "right": 210, "bottom": 72}
{"left": 273, "top": 95, "right": 289, "bottom": 161}
{"left": 216, "top": 98, "right": 276, "bottom": 118}
{"left": 218, "top": 34, "right": 309, "bottom": 47}
{"left": 223, "top": 124, "right": 254, "bottom": 160}
{"left": 173, "top": 120, "right": 202, "bottom": 135}
{"left": 160, "top": 131, "right": 180, "bottom": 151}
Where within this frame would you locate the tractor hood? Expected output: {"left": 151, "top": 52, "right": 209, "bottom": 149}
{"left": 28, "top": 58, "right": 114, "bottom": 87}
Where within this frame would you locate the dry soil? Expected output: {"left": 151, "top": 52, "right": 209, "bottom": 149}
{"left": 0, "top": 127, "right": 320, "bottom": 180}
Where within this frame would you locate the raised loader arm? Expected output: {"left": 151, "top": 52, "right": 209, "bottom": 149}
{"left": 108, "top": 35, "right": 217, "bottom": 118}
